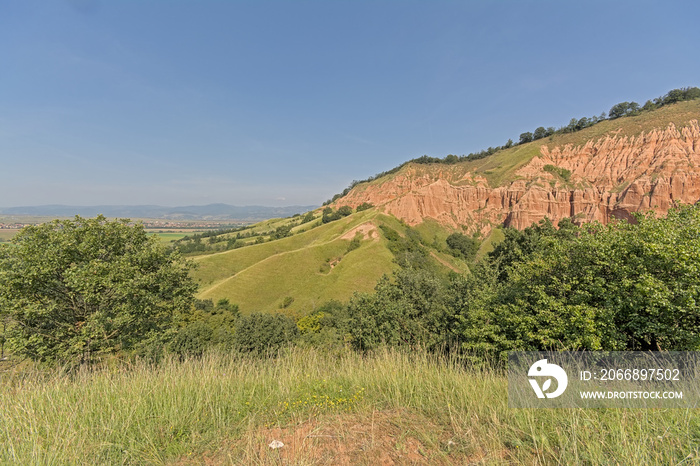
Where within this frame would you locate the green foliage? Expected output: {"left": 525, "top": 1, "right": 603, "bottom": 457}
{"left": 234, "top": 313, "right": 299, "bottom": 354}
{"left": 519, "top": 132, "right": 533, "bottom": 144}
{"left": 296, "top": 300, "right": 348, "bottom": 349}
{"left": 170, "top": 299, "right": 240, "bottom": 357}
{"left": 378, "top": 224, "right": 432, "bottom": 270}
{"left": 609, "top": 101, "right": 641, "bottom": 119}
{"left": 336, "top": 205, "right": 353, "bottom": 217}
{"left": 271, "top": 224, "right": 292, "bottom": 239}
{"left": 459, "top": 206, "right": 700, "bottom": 354}
{"left": 0, "top": 216, "right": 197, "bottom": 364}
{"left": 321, "top": 207, "right": 342, "bottom": 224}
{"left": 543, "top": 164, "right": 572, "bottom": 182}
{"left": 174, "top": 225, "right": 249, "bottom": 254}
{"left": 347, "top": 269, "right": 450, "bottom": 351}
{"left": 445, "top": 232, "right": 480, "bottom": 262}
{"left": 346, "top": 234, "right": 362, "bottom": 253}
{"left": 356, "top": 202, "right": 374, "bottom": 212}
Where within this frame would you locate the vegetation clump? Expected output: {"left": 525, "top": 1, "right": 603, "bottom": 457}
{"left": 0, "top": 216, "right": 197, "bottom": 364}
{"left": 543, "top": 164, "right": 572, "bottom": 182}
{"left": 445, "top": 232, "right": 480, "bottom": 261}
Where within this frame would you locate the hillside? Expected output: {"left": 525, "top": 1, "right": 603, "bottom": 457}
{"left": 334, "top": 100, "right": 700, "bottom": 233}
{"left": 191, "top": 209, "right": 471, "bottom": 314}
{"left": 190, "top": 99, "right": 700, "bottom": 313}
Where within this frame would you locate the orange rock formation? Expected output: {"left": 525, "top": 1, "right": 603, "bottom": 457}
{"left": 337, "top": 121, "right": 700, "bottom": 233}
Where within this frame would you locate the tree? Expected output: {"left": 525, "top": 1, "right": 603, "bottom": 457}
{"left": 608, "top": 101, "right": 640, "bottom": 119}
{"left": 445, "top": 232, "right": 480, "bottom": 262}
{"left": 0, "top": 216, "right": 197, "bottom": 363}
{"left": 533, "top": 127, "right": 547, "bottom": 140}
{"left": 346, "top": 269, "right": 450, "bottom": 351}
{"left": 472, "top": 206, "right": 700, "bottom": 352}
{"left": 519, "top": 132, "right": 533, "bottom": 144}
{"left": 608, "top": 102, "right": 629, "bottom": 119}
{"left": 337, "top": 205, "right": 353, "bottom": 217}
{"left": 322, "top": 207, "right": 341, "bottom": 223}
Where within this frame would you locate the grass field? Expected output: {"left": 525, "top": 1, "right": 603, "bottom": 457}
{"left": 1, "top": 348, "right": 697, "bottom": 465}
{"left": 147, "top": 231, "right": 205, "bottom": 244}
{"left": 0, "top": 230, "right": 19, "bottom": 242}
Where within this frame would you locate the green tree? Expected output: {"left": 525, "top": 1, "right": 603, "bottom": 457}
{"left": 472, "top": 206, "right": 700, "bottom": 353}
{"left": 322, "top": 207, "right": 341, "bottom": 223}
{"left": 170, "top": 298, "right": 239, "bottom": 357}
{"left": 519, "top": 132, "right": 533, "bottom": 144}
{"left": 0, "top": 216, "right": 197, "bottom": 363}
{"left": 533, "top": 127, "right": 547, "bottom": 140}
{"left": 608, "top": 101, "right": 640, "bottom": 119}
{"left": 347, "top": 269, "right": 450, "bottom": 351}
{"left": 445, "top": 232, "right": 480, "bottom": 262}
{"left": 337, "top": 205, "right": 353, "bottom": 217}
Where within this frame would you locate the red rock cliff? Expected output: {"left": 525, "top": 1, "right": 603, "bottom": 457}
{"left": 336, "top": 120, "right": 700, "bottom": 233}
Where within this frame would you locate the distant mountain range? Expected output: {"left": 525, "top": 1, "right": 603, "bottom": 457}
{"left": 0, "top": 204, "right": 318, "bottom": 221}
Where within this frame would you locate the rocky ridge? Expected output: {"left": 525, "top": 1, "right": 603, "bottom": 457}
{"left": 336, "top": 120, "right": 700, "bottom": 233}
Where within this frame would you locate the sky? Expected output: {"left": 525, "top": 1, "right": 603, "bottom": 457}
{"left": 1, "top": 0, "right": 699, "bottom": 207}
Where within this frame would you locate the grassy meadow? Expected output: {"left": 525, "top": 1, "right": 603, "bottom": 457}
{"left": 1, "top": 348, "right": 697, "bottom": 465}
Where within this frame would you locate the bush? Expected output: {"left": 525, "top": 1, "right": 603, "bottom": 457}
{"left": 0, "top": 216, "right": 196, "bottom": 364}
{"left": 234, "top": 313, "right": 299, "bottom": 354}
{"left": 445, "top": 232, "right": 480, "bottom": 261}
{"left": 337, "top": 205, "right": 353, "bottom": 217}
{"left": 322, "top": 207, "right": 342, "bottom": 224}
{"left": 346, "top": 236, "right": 361, "bottom": 253}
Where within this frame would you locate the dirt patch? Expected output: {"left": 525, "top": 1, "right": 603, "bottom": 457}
{"left": 180, "top": 409, "right": 487, "bottom": 465}
{"left": 340, "top": 222, "right": 379, "bottom": 241}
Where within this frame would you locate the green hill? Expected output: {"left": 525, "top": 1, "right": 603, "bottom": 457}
{"left": 190, "top": 209, "right": 472, "bottom": 315}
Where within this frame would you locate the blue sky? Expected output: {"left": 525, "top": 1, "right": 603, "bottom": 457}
{"left": 2, "top": 0, "right": 699, "bottom": 207}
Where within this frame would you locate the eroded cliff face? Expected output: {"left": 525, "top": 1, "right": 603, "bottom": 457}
{"left": 336, "top": 121, "right": 700, "bottom": 233}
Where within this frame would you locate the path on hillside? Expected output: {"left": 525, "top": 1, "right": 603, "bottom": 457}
{"left": 197, "top": 235, "right": 348, "bottom": 296}
{"left": 429, "top": 251, "right": 462, "bottom": 273}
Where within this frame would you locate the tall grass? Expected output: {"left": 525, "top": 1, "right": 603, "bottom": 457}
{"left": 1, "top": 348, "right": 698, "bottom": 464}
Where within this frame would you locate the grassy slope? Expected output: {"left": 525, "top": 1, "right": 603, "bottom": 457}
{"left": 2, "top": 349, "right": 696, "bottom": 465}
{"left": 193, "top": 210, "right": 437, "bottom": 314}
{"left": 192, "top": 209, "right": 473, "bottom": 314}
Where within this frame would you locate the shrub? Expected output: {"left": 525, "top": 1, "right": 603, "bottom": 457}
{"left": 234, "top": 313, "right": 299, "bottom": 354}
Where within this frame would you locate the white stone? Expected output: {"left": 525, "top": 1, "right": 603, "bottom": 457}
{"left": 269, "top": 440, "right": 284, "bottom": 450}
